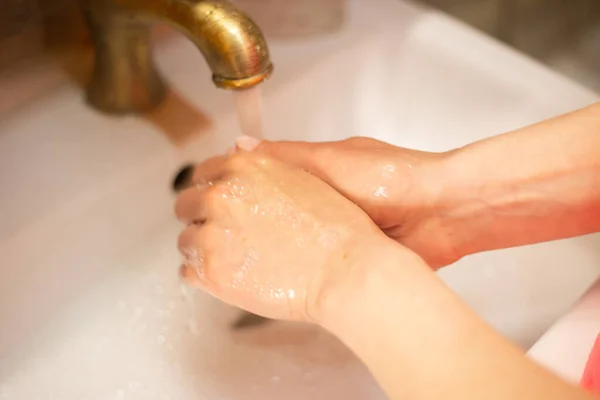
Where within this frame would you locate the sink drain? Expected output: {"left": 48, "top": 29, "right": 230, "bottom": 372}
{"left": 172, "top": 164, "right": 195, "bottom": 193}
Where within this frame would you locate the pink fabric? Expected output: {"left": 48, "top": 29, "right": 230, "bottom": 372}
{"left": 581, "top": 333, "right": 600, "bottom": 395}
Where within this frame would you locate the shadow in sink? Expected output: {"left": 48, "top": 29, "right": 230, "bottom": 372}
{"left": 175, "top": 311, "right": 381, "bottom": 400}
{"left": 438, "top": 233, "right": 600, "bottom": 349}
{"left": 143, "top": 89, "right": 213, "bottom": 147}
{"left": 60, "top": 48, "right": 213, "bottom": 147}
{"left": 231, "top": 321, "right": 353, "bottom": 367}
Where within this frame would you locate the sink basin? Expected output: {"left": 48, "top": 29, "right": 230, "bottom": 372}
{"left": 1, "top": 0, "right": 599, "bottom": 398}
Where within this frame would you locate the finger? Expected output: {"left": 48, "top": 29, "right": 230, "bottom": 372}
{"left": 253, "top": 139, "right": 318, "bottom": 166}
{"left": 178, "top": 223, "right": 224, "bottom": 292}
{"left": 251, "top": 136, "right": 387, "bottom": 164}
{"left": 178, "top": 224, "right": 210, "bottom": 286}
{"left": 180, "top": 263, "right": 205, "bottom": 289}
{"left": 250, "top": 138, "right": 351, "bottom": 194}
{"left": 178, "top": 230, "right": 208, "bottom": 289}
{"left": 177, "top": 224, "right": 203, "bottom": 263}
{"left": 174, "top": 185, "right": 209, "bottom": 224}
{"left": 340, "top": 136, "right": 388, "bottom": 150}
{"left": 248, "top": 137, "right": 325, "bottom": 172}
{"left": 192, "top": 154, "right": 229, "bottom": 185}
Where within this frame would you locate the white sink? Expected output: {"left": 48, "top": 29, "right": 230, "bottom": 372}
{"left": 1, "top": 0, "right": 599, "bottom": 398}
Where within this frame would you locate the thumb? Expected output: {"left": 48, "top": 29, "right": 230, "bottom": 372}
{"left": 235, "top": 135, "right": 323, "bottom": 173}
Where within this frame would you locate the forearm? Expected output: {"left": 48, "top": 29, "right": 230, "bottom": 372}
{"left": 439, "top": 102, "right": 600, "bottom": 257}
{"left": 320, "top": 237, "right": 593, "bottom": 400}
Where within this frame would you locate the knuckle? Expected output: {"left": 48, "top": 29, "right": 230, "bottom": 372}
{"left": 192, "top": 231, "right": 221, "bottom": 283}
{"left": 229, "top": 152, "right": 271, "bottom": 170}
{"left": 179, "top": 224, "right": 229, "bottom": 291}
{"left": 177, "top": 225, "right": 197, "bottom": 254}
{"left": 180, "top": 264, "right": 204, "bottom": 287}
{"left": 227, "top": 153, "right": 251, "bottom": 170}
{"left": 247, "top": 150, "right": 271, "bottom": 165}
{"left": 191, "top": 162, "right": 215, "bottom": 185}
{"left": 255, "top": 154, "right": 272, "bottom": 167}
{"left": 204, "top": 184, "right": 227, "bottom": 208}
{"left": 173, "top": 188, "right": 194, "bottom": 219}
{"left": 314, "top": 144, "right": 337, "bottom": 166}
{"left": 196, "top": 224, "right": 219, "bottom": 248}
{"left": 344, "top": 136, "right": 375, "bottom": 147}
{"left": 174, "top": 196, "right": 186, "bottom": 220}
{"left": 182, "top": 226, "right": 218, "bottom": 265}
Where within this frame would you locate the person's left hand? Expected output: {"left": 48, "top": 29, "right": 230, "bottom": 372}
{"left": 174, "top": 147, "right": 396, "bottom": 322}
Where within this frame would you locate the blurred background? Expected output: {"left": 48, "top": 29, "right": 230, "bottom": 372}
{"left": 422, "top": 0, "right": 600, "bottom": 93}
{"left": 1, "top": 0, "right": 599, "bottom": 92}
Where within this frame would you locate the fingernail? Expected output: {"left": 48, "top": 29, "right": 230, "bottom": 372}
{"left": 235, "top": 135, "right": 261, "bottom": 151}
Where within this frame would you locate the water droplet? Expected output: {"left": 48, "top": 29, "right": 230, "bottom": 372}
{"left": 271, "top": 288, "right": 285, "bottom": 300}
{"left": 372, "top": 185, "right": 388, "bottom": 198}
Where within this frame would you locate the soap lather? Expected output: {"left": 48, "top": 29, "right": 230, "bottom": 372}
{"left": 172, "top": 164, "right": 273, "bottom": 330}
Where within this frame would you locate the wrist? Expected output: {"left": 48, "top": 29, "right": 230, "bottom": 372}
{"left": 401, "top": 149, "right": 474, "bottom": 266}
{"left": 425, "top": 141, "right": 536, "bottom": 260}
{"left": 427, "top": 126, "right": 600, "bottom": 259}
{"left": 427, "top": 147, "right": 486, "bottom": 259}
{"left": 314, "top": 233, "right": 432, "bottom": 335}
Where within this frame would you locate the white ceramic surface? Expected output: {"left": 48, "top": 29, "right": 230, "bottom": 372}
{"left": 528, "top": 278, "right": 600, "bottom": 384}
{"left": 0, "top": 0, "right": 599, "bottom": 399}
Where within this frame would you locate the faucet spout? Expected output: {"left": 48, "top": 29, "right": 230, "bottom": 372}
{"left": 83, "top": 0, "right": 273, "bottom": 114}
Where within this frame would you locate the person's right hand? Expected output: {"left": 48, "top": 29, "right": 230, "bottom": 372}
{"left": 236, "top": 136, "right": 459, "bottom": 268}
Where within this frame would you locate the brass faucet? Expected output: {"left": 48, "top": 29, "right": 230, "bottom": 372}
{"left": 82, "top": 0, "right": 273, "bottom": 114}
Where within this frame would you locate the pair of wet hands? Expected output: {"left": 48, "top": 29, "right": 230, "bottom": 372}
{"left": 175, "top": 136, "right": 454, "bottom": 325}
